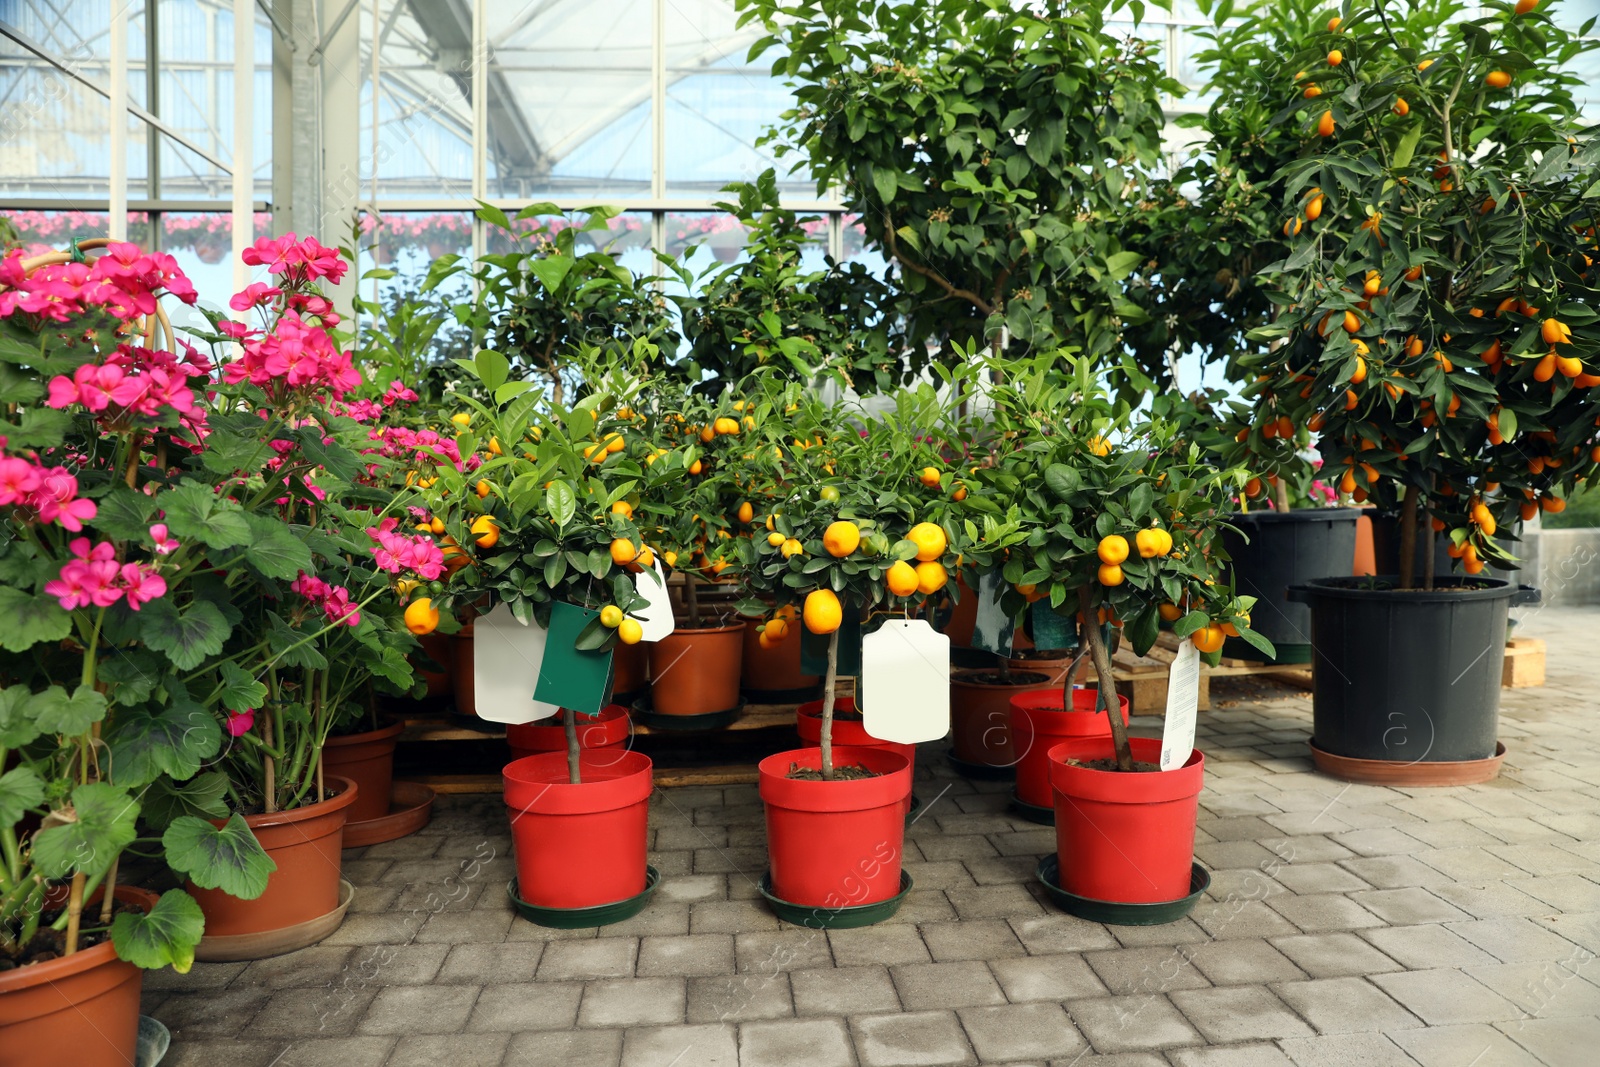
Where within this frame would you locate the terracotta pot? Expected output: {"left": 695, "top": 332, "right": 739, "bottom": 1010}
{"left": 1050, "top": 736, "right": 1204, "bottom": 904}
{"left": 942, "top": 576, "right": 979, "bottom": 648}
{"left": 507, "top": 705, "right": 632, "bottom": 762}
{"left": 322, "top": 722, "right": 404, "bottom": 823}
{"left": 452, "top": 623, "right": 475, "bottom": 716}
{"left": 613, "top": 641, "right": 648, "bottom": 699}
{"left": 759, "top": 745, "right": 912, "bottom": 907}
{"left": 742, "top": 619, "right": 818, "bottom": 694}
{"left": 1003, "top": 649, "right": 1081, "bottom": 689}
{"left": 0, "top": 886, "right": 157, "bottom": 1067}
{"left": 796, "top": 696, "right": 916, "bottom": 816}
{"left": 949, "top": 669, "right": 1052, "bottom": 767}
{"left": 503, "top": 749, "right": 654, "bottom": 909}
{"left": 1009, "top": 688, "right": 1130, "bottom": 809}
{"left": 647, "top": 622, "right": 743, "bottom": 716}
{"left": 188, "top": 776, "right": 358, "bottom": 940}
{"left": 414, "top": 632, "right": 453, "bottom": 698}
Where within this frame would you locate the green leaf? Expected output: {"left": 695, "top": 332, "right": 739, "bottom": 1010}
{"left": 142, "top": 599, "right": 231, "bottom": 670}
{"left": 91, "top": 489, "right": 159, "bottom": 542}
{"left": 0, "top": 685, "right": 42, "bottom": 747}
{"left": 529, "top": 254, "right": 574, "bottom": 295}
{"left": 1236, "top": 625, "right": 1276, "bottom": 659}
{"left": 1043, "top": 463, "right": 1080, "bottom": 501}
{"left": 0, "top": 587, "right": 72, "bottom": 653}
{"left": 241, "top": 513, "right": 315, "bottom": 580}
{"left": 32, "top": 782, "right": 140, "bottom": 878}
{"left": 546, "top": 481, "right": 577, "bottom": 528}
{"left": 163, "top": 814, "right": 276, "bottom": 900}
{"left": 475, "top": 348, "right": 511, "bottom": 395}
{"left": 105, "top": 697, "right": 223, "bottom": 788}
{"left": 31, "top": 684, "right": 107, "bottom": 735}
{"left": 111, "top": 889, "right": 205, "bottom": 973}
{"left": 1392, "top": 122, "right": 1423, "bottom": 170}
{"left": 1128, "top": 603, "right": 1160, "bottom": 657}
{"left": 0, "top": 406, "right": 72, "bottom": 449}
{"left": 870, "top": 164, "right": 898, "bottom": 206}
{"left": 217, "top": 662, "right": 268, "bottom": 713}
{"left": 161, "top": 482, "right": 252, "bottom": 550}
{"left": 1105, "top": 251, "right": 1143, "bottom": 280}
{"left": 139, "top": 772, "right": 231, "bottom": 832}
{"left": 0, "top": 765, "right": 44, "bottom": 825}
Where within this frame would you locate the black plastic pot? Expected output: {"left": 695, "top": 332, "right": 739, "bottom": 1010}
{"left": 1288, "top": 576, "right": 1539, "bottom": 765}
{"left": 1368, "top": 512, "right": 1525, "bottom": 581}
{"left": 1222, "top": 509, "right": 1360, "bottom": 664}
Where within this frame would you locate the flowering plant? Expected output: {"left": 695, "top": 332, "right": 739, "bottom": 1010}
{"left": 0, "top": 233, "right": 424, "bottom": 974}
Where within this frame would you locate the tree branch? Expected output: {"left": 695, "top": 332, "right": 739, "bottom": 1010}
{"left": 882, "top": 210, "right": 995, "bottom": 315}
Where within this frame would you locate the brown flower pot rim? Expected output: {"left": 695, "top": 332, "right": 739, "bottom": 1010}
{"left": 234, "top": 774, "right": 359, "bottom": 830}
{"left": 324, "top": 721, "right": 404, "bottom": 746}
{"left": 1310, "top": 740, "right": 1506, "bottom": 786}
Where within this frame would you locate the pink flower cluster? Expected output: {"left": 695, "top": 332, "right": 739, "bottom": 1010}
{"left": 241, "top": 233, "right": 347, "bottom": 286}
{"left": 0, "top": 242, "right": 197, "bottom": 323}
{"left": 363, "top": 426, "right": 464, "bottom": 470}
{"left": 221, "top": 313, "right": 361, "bottom": 400}
{"left": 336, "top": 381, "right": 421, "bottom": 424}
{"left": 0, "top": 457, "right": 97, "bottom": 530}
{"left": 44, "top": 538, "right": 166, "bottom": 611}
{"left": 290, "top": 571, "right": 361, "bottom": 628}
{"left": 46, "top": 343, "right": 210, "bottom": 423}
{"left": 367, "top": 518, "right": 445, "bottom": 580}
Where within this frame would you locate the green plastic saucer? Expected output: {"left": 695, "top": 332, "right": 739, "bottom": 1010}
{"left": 945, "top": 751, "right": 1017, "bottom": 781}
{"left": 508, "top": 866, "right": 660, "bottom": 929}
{"left": 759, "top": 870, "right": 913, "bottom": 929}
{"left": 1009, "top": 791, "right": 1055, "bottom": 825}
{"left": 905, "top": 793, "right": 923, "bottom": 827}
{"left": 1036, "top": 855, "right": 1209, "bottom": 926}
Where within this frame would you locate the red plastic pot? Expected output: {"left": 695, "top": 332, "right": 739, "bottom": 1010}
{"left": 506, "top": 705, "right": 632, "bottom": 762}
{"left": 503, "top": 749, "right": 654, "bottom": 909}
{"left": 187, "top": 776, "right": 359, "bottom": 938}
{"left": 796, "top": 696, "right": 916, "bottom": 815}
{"left": 0, "top": 886, "right": 156, "bottom": 1067}
{"left": 759, "top": 745, "right": 911, "bottom": 908}
{"left": 1009, "top": 689, "right": 1130, "bottom": 809}
{"left": 1048, "top": 736, "right": 1204, "bottom": 904}
{"left": 322, "top": 722, "right": 404, "bottom": 823}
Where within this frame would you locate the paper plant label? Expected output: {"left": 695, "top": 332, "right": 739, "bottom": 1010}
{"left": 860, "top": 618, "right": 951, "bottom": 745}
{"left": 534, "top": 601, "right": 615, "bottom": 717}
{"left": 969, "top": 569, "right": 1014, "bottom": 657}
{"left": 632, "top": 560, "right": 675, "bottom": 642}
{"left": 1159, "top": 638, "right": 1201, "bottom": 771}
{"left": 473, "top": 603, "right": 559, "bottom": 724}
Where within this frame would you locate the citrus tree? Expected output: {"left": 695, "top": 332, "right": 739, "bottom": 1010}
{"left": 737, "top": 0, "right": 1178, "bottom": 369}
{"left": 969, "top": 352, "right": 1268, "bottom": 772}
{"left": 1242, "top": 0, "right": 1600, "bottom": 587}
{"left": 733, "top": 376, "right": 991, "bottom": 778}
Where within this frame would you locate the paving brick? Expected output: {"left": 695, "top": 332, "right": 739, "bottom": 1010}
{"left": 1270, "top": 976, "right": 1423, "bottom": 1035}
{"left": 1085, "top": 946, "right": 1211, "bottom": 995}
{"left": 1267, "top": 893, "right": 1385, "bottom": 933}
{"left": 1347, "top": 887, "right": 1473, "bottom": 926}
{"left": 618, "top": 1022, "right": 737, "bottom": 1067}
{"left": 851, "top": 1009, "right": 973, "bottom": 1066}
{"left": 915, "top": 833, "right": 1002, "bottom": 861}
{"left": 735, "top": 930, "right": 834, "bottom": 973}
{"left": 1270, "top": 863, "right": 1372, "bottom": 895}
{"left": 829, "top": 922, "right": 932, "bottom": 966}
{"left": 1067, "top": 994, "right": 1204, "bottom": 1052}
{"left": 242, "top": 986, "right": 372, "bottom": 1039}
{"left": 689, "top": 899, "right": 780, "bottom": 933}
{"left": 1506, "top": 874, "right": 1600, "bottom": 911}
{"left": 1390, "top": 1024, "right": 1546, "bottom": 1067}
{"left": 388, "top": 1033, "right": 507, "bottom": 1066}
{"left": 1190, "top": 899, "right": 1303, "bottom": 941}
{"left": 576, "top": 977, "right": 685, "bottom": 1028}
{"left": 656, "top": 873, "right": 726, "bottom": 903}
{"left": 235, "top": 947, "right": 354, "bottom": 991}
{"left": 738, "top": 1017, "right": 854, "bottom": 1067}
{"left": 467, "top": 981, "right": 582, "bottom": 1031}
{"left": 901, "top": 860, "right": 980, "bottom": 888}
{"left": 1108, "top": 916, "right": 1213, "bottom": 948}
{"left": 1183, "top": 939, "right": 1306, "bottom": 986}
{"left": 1330, "top": 828, "right": 1428, "bottom": 857}
{"left": 920, "top": 918, "right": 1027, "bottom": 961}
{"left": 1462, "top": 961, "right": 1600, "bottom": 1018}
{"left": 272, "top": 1037, "right": 395, "bottom": 1067}
{"left": 960, "top": 1002, "right": 1087, "bottom": 1061}
{"left": 356, "top": 984, "right": 479, "bottom": 1035}
{"left": 946, "top": 884, "right": 1047, "bottom": 919}
{"left": 1009, "top": 914, "right": 1121, "bottom": 953}
{"left": 1168, "top": 985, "right": 1313, "bottom": 1043}
{"left": 1275, "top": 1033, "right": 1420, "bottom": 1067}
{"left": 1497, "top": 1015, "right": 1600, "bottom": 1065}
{"left": 1361, "top": 924, "right": 1501, "bottom": 968}
{"left": 1339, "top": 855, "right": 1456, "bottom": 889}
{"left": 889, "top": 960, "right": 1006, "bottom": 1009}
{"left": 436, "top": 941, "right": 543, "bottom": 983}
{"left": 685, "top": 973, "right": 794, "bottom": 1023}
{"left": 1268, "top": 932, "right": 1404, "bottom": 979}
{"left": 1431, "top": 881, "right": 1551, "bottom": 919}
{"left": 991, "top": 954, "right": 1108, "bottom": 1002}
{"left": 157, "top": 1040, "right": 284, "bottom": 1067}
{"left": 635, "top": 933, "right": 735, "bottom": 977}
{"left": 1371, "top": 968, "right": 1524, "bottom": 1025}
{"left": 1167, "top": 1046, "right": 1296, "bottom": 1067}
{"left": 603, "top": 902, "right": 691, "bottom": 937}
{"left": 502, "top": 1028, "right": 623, "bottom": 1067}
{"left": 537, "top": 938, "right": 638, "bottom": 979}
{"left": 790, "top": 964, "right": 903, "bottom": 1015}
{"left": 1447, "top": 916, "right": 1590, "bottom": 963}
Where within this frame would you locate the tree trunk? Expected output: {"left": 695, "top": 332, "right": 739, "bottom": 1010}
{"left": 1079, "top": 587, "right": 1132, "bottom": 772}
{"left": 565, "top": 710, "right": 582, "bottom": 785}
{"left": 1274, "top": 475, "right": 1291, "bottom": 513}
{"left": 1398, "top": 489, "right": 1420, "bottom": 591}
{"left": 820, "top": 629, "right": 839, "bottom": 781}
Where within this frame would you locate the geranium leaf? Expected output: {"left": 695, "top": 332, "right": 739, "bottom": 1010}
{"left": 163, "top": 814, "right": 276, "bottom": 900}
{"left": 142, "top": 598, "right": 231, "bottom": 670}
{"left": 32, "top": 782, "right": 140, "bottom": 878}
{"left": 111, "top": 889, "right": 206, "bottom": 973}
{"left": 105, "top": 696, "right": 222, "bottom": 789}
{"left": 0, "top": 587, "right": 72, "bottom": 653}
{"left": 160, "top": 482, "right": 252, "bottom": 550}
{"left": 241, "top": 513, "right": 314, "bottom": 580}
{"left": 31, "top": 684, "right": 108, "bottom": 735}
{"left": 140, "top": 772, "right": 231, "bottom": 832}
{"left": 0, "top": 765, "right": 44, "bottom": 825}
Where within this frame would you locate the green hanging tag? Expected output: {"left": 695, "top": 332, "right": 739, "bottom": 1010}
{"left": 534, "top": 601, "right": 616, "bottom": 716}
{"left": 969, "top": 570, "right": 1015, "bottom": 656}
{"left": 801, "top": 600, "right": 862, "bottom": 675}
{"left": 1029, "top": 600, "right": 1077, "bottom": 651}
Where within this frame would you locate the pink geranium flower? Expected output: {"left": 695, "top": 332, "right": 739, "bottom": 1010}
{"left": 149, "top": 523, "right": 180, "bottom": 555}
{"left": 226, "top": 709, "right": 256, "bottom": 737}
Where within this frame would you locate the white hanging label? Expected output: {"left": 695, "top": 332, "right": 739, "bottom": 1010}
{"left": 632, "top": 560, "right": 675, "bottom": 642}
{"left": 473, "top": 603, "right": 560, "bottom": 723}
{"left": 860, "top": 618, "right": 950, "bottom": 744}
{"left": 1159, "top": 638, "right": 1201, "bottom": 770}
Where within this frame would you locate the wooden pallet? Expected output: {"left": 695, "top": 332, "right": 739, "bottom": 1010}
{"left": 1502, "top": 637, "right": 1545, "bottom": 688}
{"left": 1093, "top": 632, "right": 1318, "bottom": 716}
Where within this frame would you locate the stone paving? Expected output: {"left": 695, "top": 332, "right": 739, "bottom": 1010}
{"left": 144, "top": 607, "right": 1600, "bottom": 1066}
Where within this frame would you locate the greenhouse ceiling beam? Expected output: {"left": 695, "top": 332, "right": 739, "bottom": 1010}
{"left": 307, "top": 0, "right": 361, "bottom": 65}
{"left": 369, "top": 197, "right": 845, "bottom": 212}
{"left": 256, "top": 0, "right": 298, "bottom": 50}
{"left": 0, "top": 17, "right": 235, "bottom": 175}
{"left": 0, "top": 199, "right": 271, "bottom": 211}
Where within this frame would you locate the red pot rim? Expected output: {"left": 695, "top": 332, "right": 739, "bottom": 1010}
{"left": 951, "top": 669, "right": 1051, "bottom": 691}
{"left": 1047, "top": 737, "right": 1203, "bottom": 803}
{"left": 232, "top": 775, "right": 360, "bottom": 830}
{"left": 758, "top": 746, "right": 911, "bottom": 813}
{"left": 1010, "top": 688, "right": 1130, "bottom": 715}
{"left": 506, "top": 705, "right": 632, "bottom": 744}
{"left": 796, "top": 695, "right": 858, "bottom": 719}
{"left": 660, "top": 621, "right": 746, "bottom": 636}
{"left": 503, "top": 749, "right": 654, "bottom": 814}
{"left": 0, "top": 885, "right": 158, "bottom": 994}
{"left": 324, "top": 721, "right": 404, "bottom": 748}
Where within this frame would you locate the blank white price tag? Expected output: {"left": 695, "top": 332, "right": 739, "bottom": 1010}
{"left": 860, "top": 618, "right": 950, "bottom": 744}
{"left": 1159, "top": 638, "right": 1201, "bottom": 770}
{"left": 473, "top": 603, "right": 560, "bottom": 723}
{"left": 632, "top": 560, "right": 675, "bottom": 642}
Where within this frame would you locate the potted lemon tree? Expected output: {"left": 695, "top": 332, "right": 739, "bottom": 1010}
{"left": 1244, "top": 0, "right": 1595, "bottom": 783}
{"left": 972, "top": 352, "right": 1266, "bottom": 923}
